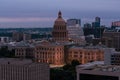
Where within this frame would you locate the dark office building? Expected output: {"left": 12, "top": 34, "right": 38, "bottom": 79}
{"left": 92, "top": 17, "right": 101, "bottom": 27}
{"left": 92, "top": 22, "right": 100, "bottom": 27}
{"left": 83, "top": 17, "right": 104, "bottom": 38}
{"left": 84, "top": 23, "right": 92, "bottom": 28}
{"left": 83, "top": 27, "right": 104, "bottom": 38}
{"left": 95, "top": 17, "right": 100, "bottom": 23}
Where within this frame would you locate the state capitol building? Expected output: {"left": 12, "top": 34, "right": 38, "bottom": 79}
{"left": 15, "top": 11, "right": 104, "bottom": 65}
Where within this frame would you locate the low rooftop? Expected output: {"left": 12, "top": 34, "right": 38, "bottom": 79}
{"left": 69, "top": 44, "right": 106, "bottom": 50}
{"left": 104, "top": 29, "right": 120, "bottom": 32}
{"left": 77, "top": 61, "right": 120, "bottom": 72}
{"left": 0, "top": 58, "right": 34, "bottom": 65}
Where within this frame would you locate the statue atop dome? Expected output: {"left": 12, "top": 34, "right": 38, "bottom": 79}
{"left": 58, "top": 11, "right": 62, "bottom": 18}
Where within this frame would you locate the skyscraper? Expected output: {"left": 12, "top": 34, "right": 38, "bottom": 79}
{"left": 52, "top": 11, "right": 68, "bottom": 43}
{"left": 67, "top": 19, "right": 81, "bottom": 26}
{"left": 84, "top": 23, "right": 92, "bottom": 28}
{"left": 67, "top": 19, "right": 85, "bottom": 44}
{"left": 92, "top": 17, "right": 101, "bottom": 27}
{"left": 95, "top": 17, "right": 100, "bottom": 23}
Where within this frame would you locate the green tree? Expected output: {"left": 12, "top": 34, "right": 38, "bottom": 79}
{"left": 71, "top": 59, "right": 80, "bottom": 67}
{"left": 63, "top": 64, "right": 71, "bottom": 70}
{"left": 0, "top": 46, "right": 15, "bottom": 58}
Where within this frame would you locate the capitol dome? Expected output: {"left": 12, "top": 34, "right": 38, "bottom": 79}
{"left": 52, "top": 11, "right": 68, "bottom": 43}
{"left": 54, "top": 11, "right": 66, "bottom": 25}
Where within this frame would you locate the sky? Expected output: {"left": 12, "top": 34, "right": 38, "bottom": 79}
{"left": 0, "top": 0, "right": 120, "bottom": 28}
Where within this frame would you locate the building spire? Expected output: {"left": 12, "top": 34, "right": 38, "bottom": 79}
{"left": 58, "top": 11, "right": 62, "bottom": 18}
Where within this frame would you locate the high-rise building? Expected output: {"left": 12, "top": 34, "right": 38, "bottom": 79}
{"left": 12, "top": 32, "right": 31, "bottom": 42}
{"left": 0, "top": 58, "right": 49, "bottom": 80}
{"left": 67, "top": 19, "right": 85, "bottom": 44}
{"left": 67, "top": 19, "right": 81, "bottom": 26}
{"left": 84, "top": 23, "right": 92, "bottom": 28}
{"left": 12, "top": 32, "right": 23, "bottom": 42}
{"left": 92, "top": 22, "right": 100, "bottom": 27}
{"left": 23, "top": 33, "right": 31, "bottom": 41}
{"left": 83, "top": 17, "right": 104, "bottom": 38}
{"left": 102, "top": 29, "right": 120, "bottom": 51}
{"left": 92, "top": 17, "right": 101, "bottom": 27}
{"left": 52, "top": 11, "right": 68, "bottom": 43}
{"left": 95, "top": 17, "right": 100, "bottom": 23}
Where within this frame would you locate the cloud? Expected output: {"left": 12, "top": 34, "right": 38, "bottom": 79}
{"left": 0, "top": 17, "right": 55, "bottom": 23}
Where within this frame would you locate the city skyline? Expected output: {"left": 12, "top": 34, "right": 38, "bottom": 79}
{"left": 0, "top": 0, "right": 120, "bottom": 28}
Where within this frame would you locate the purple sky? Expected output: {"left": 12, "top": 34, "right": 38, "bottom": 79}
{"left": 0, "top": 0, "right": 120, "bottom": 28}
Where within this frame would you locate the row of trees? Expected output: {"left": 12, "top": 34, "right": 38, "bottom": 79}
{"left": 50, "top": 60, "right": 80, "bottom": 80}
